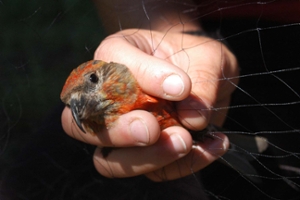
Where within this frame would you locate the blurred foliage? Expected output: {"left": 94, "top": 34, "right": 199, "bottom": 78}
{"left": 0, "top": 0, "right": 105, "bottom": 142}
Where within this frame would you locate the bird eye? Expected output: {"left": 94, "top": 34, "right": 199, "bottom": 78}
{"left": 89, "top": 73, "right": 99, "bottom": 83}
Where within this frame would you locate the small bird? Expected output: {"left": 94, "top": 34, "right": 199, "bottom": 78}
{"left": 61, "top": 60, "right": 269, "bottom": 176}
{"left": 60, "top": 60, "right": 182, "bottom": 135}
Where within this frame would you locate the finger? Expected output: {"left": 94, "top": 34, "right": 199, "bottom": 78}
{"left": 62, "top": 107, "right": 161, "bottom": 147}
{"left": 176, "top": 94, "right": 211, "bottom": 130}
{"left": 145, "top": 132, "right": 229, "bottom": 181}
{"left": 93, "top": 126, "right": 193, "bottom": 178}
{"left": 176, "top": 41, "right": 239, "bottom": 130}
{"left": 210, "top": 96, "right": 231, "bottom": 127}
{"left": 94, "top": 30, "right": 192, "bottom": 101}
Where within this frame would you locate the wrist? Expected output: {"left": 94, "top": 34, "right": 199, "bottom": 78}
{"left": 94, "top": 0, "right": 201, "bottom": 34}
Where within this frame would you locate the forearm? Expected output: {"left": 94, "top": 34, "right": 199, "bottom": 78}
{"left": 93, "top": 0, "right": 201, "bottom": 33}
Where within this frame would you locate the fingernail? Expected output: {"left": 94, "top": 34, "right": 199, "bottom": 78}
{"left": 170, "top": 134, "right": 187, "bottom": 154}
{"left": 162, "top": 74, "right": 184, "bottom": 97}
{"left": 204, "top": 137, "right": 227, "bottom": 155}
{"left": 130, "top": 119, "right": 150, "bottom": 145}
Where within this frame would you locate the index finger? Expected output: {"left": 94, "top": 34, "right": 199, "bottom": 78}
{"left": 61, "top": 107, "right": 161, "bottom": 147}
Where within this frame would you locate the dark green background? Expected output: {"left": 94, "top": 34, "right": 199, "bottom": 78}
{"left": 0, "top": 0, "right": 104, "bottom": 142}
{"left": 1, "top": 1, "right": 300, "bottom": 199}
{"left": 0, "top": 2, "right": 106, "bottom": 198}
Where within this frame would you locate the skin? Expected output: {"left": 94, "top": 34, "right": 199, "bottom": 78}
{"left": 61, "top": 1, "right": 239, "bottom": 181}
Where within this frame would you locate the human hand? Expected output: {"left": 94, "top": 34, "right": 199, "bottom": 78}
{"left": 61, "top": 29, "right": 238, "bottom": 181}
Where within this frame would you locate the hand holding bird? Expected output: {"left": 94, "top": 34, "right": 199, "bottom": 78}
{"left": 61, "top": 29, "right": 238, "bottom": 181}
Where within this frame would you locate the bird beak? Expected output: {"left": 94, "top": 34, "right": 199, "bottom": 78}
{"left": 70, "top": 98, "right": 86, "bottom": 133}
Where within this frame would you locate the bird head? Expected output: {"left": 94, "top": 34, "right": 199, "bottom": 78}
{"left": 60, "top": 60, "right": 139, "bottom": 133}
